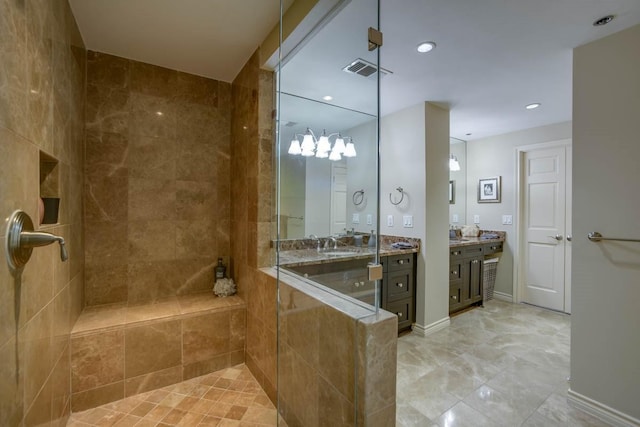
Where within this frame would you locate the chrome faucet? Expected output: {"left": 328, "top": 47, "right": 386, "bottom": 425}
{"left": 324, "top": 236, "right": 338, "bottom": 250}
{"left": 309, "top": 234, "right": 321, "bottom": 251}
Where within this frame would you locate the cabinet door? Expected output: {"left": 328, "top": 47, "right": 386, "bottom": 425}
{"left": 468, "top": 256, "right": 483, "bottom": 303}
{"left": 386, "top": 269, "right": 413, "bottom": 302}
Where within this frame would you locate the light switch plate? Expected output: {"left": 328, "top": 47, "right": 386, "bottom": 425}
{"left": 352, "top": 213, "right": 360, "bottom": 224}
{"left": 366, "top": 214, "right": 372, "bottom": 225}
{"left": 387, "top": 215, "right": 394, "bottom": 227}
{"left": 452, "top": 214, "right": 459, "bottom": 223}
{"left": 403, "top": 215, "right": 413, "bottom": 228}
{"left": 502, "top": 215, "right": 513, "bottom": 225}
{"left": 473, "top": 215, "right": 480, "bottom": 224}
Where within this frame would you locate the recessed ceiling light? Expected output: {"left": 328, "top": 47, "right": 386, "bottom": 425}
{"left": 416, "top": 42, "right": 436, "bottom": 53}
{"left": 323, "top": 95, "right": 333, "bottom": 101}
{"left": 593, "top": 15, "right": 615, "bottom": 26}
{"left": 156, "top": 111, "right": 163, "bottom": 116}
{"left": 525, "top": 103, "right": 541, "bottom": 110}
{"left": 465, "top": 133, "right": 472, "bottom": 136}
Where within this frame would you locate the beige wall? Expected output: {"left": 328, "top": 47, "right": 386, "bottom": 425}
{"left": 380, "top": 102, "right": 450, "bottom": 331}
{"left": 571, "top": 23, "right": 640, "bottom": 423}
{"left": 83, "top": 52, "right": 232, "bottom": 306}
{"left": 0, "top": 0, "right": 86, "bottom": 425}
{"left": 465, "top": 121, "right": 572, "bottom": 296}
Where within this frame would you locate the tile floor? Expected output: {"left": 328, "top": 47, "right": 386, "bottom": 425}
{"left": 396, "top": 300, "right": 608, "bottom": 427}
{"left": 67, "top": 365, "right": 277, "bottom": 427}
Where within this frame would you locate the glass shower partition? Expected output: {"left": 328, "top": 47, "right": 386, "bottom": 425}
{"left": 276, "top": 0, "right": 381, "bottom": 425}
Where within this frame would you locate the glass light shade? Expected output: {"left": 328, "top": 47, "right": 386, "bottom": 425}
{"left": 329, "top": 149, "right": 342, "bottom": 161}
{"left": 301, "top": 133, "right": 315, "bottom": 152}
{"left": 317, "top": 135, "right": 331, "bottom": 153}
{"left": 343, "top": 141, "right": 356, "bottom": 157}
{"left": 316, "top": 149, "right": 329, "bottom": 158}
{"left": 449, "top": 155, "right": 461, "bottom": 171}
{"left": 288, "top": 139, "right": 302, "bottom": 155}
{"left": 333, "top": 137, "right": 346, "bottom": 154}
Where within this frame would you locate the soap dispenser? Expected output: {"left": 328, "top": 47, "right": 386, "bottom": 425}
{"left": 215, "top": 258, "right": 226, "bottom": 281}
{"left": 368, "top": 229, "right": 376, "bottom": 248}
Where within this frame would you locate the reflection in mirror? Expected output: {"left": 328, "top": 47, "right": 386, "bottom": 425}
{"left": 449, "top": 137, "right": 466, "bottom": 225}
{"left": 279, "top": 93, "right": 376, "bottom": 238}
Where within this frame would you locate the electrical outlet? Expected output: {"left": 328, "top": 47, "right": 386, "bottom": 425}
{"left": 352, "top": 213, "right": 360, "bottom": 224}
{"left": 452, "top": 214, "right": 459, "bottom": 223}
{"left": 403, "top": 215, "right": 413, "bottom": 228}
{"left": 502, "top": 215, "right": 513, "bottom": 225}
{"left": 473, "top": 215, "right": 480, "bottom": 224}
{"left": 366, "top": 214, "right": 372, "bottom": 225}
{"left": 387, "top": 215, "right": 394, "bottom": 227}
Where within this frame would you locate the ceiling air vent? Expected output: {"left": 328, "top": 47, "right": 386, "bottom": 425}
{"left": 342, "top": 58, "right": 391, "bottom": 78}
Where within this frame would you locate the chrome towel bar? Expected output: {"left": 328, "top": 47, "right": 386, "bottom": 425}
{"left": 587, "top": 232, "right": 640, "bottom": 243}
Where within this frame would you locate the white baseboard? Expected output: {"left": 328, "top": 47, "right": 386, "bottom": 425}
{"left": 568, "top": 389, "right": 640, "bottom": 427}
{"left": 492, "top": 291, "right": 513, "bottom": 302}
{"left": 412, "top": 317, "right": 450, "bottom": 337}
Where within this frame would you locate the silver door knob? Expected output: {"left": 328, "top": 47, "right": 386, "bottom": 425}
{"left": 547, "top": 234, "right": 563, "bottom": 241}
{"left": 567, "top": 235, "right": 572, "bottom": 242}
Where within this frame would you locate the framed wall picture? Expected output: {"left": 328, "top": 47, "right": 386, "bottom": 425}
{"left": 449, "top": 180, "right": 455, "bottom": 204}
{"left": 478, "top": 176, "right": 501, "bottom": 203}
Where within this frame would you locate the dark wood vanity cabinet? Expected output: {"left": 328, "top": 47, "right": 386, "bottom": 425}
{"left": 381, "top": 253, "right": 416, "bottom": 333}
{"left": 449, "top": 242, "right": 502, "bottom": 314}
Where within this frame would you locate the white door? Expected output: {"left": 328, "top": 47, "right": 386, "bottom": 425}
{"left": 522, "top": 144, "right": 571, "bottom": 312}
{"left": 330, "top": 162, "right": 347, "bottom": 235}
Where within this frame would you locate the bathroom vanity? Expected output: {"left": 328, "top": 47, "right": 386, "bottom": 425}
{"left": 278, "top": 237, "right": 419, "bottom": 334}
{"left": 449, "top": 235, "right": 504, "bottom": 314}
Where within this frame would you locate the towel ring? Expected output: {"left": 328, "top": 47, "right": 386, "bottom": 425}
{"left": 352, "top": 190, "right": 365, "bottom": 206}
{"left": 389, "top": 187, "right": 404, "bottom": 205}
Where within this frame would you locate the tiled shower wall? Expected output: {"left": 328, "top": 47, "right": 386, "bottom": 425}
{"left": 84, "top": 51, "right": 232, "bottom": 306}
{"left": 231, "top": 50, "right": 278, "bottom": 401}
{"left": 0, "top": 0, "right": 86, "bottom": 425}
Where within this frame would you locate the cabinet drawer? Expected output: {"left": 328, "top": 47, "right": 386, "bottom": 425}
{"left": 449, "top": 247, "right": 464, "bottom": 259}
{"left": 449, "top": 261, "right": 462, "bottom": 282}
{"left": 387, "top": 253, "right": 414, "bottom": 272}
{"left": 386, "top": 270, "right": 413, "bottom": 301}
{"left": 463, "top": 245, "right": 484, "bottom": 257}
{"left": 386, "top": 299, "right": 413, "bottom": 331}
{"left": 449, "top": 285, "right": 462, "bottom": 310}
{"left": 484, "top": 242, "right": 503, "bottom": 255}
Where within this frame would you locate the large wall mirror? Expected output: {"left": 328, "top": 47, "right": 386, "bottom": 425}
{"left": 449, "top": 137, "right": 466, "bottom": 225}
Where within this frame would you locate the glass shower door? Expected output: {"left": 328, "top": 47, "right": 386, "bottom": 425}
{"left": 276, "top": 0, "right": 381, "bottom": 425}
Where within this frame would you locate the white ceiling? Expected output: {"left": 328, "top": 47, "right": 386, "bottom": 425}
{"left": 70, "top": 0, "right": 640, "bottom": 141}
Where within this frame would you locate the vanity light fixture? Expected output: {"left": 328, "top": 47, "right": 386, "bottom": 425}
{"left": 525, "top": 103, "right": 541, "bottom": 110}
{"left": 449, "top": 154, "right": 461, "bottom": 171}
{"left": 416, "top": 41, "right": 436, "bottom": 53}
{"left": 288, "top": 128, "right": 356, "bottom": 160}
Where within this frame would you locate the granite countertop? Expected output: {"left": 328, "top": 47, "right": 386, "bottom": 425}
{"left": 279, "top": 238, "right": 420, "bottom": 268}
{"left": 449, "top": 230, "right": 506, "bottom": 248}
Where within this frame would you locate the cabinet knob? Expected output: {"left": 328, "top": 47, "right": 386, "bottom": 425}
{"left": 472, "top": 259, "right": 479, "bottom": 264}
{"left": 397, "top": 312, "right": 403, "bottom": 317}
{"left": 397, "top": 283, "right": 403, "bottom": 288}
{"left": 452, "top": 271, "right": 457, "bottom": 275}
{"left": 398, "top": 259, "right": 404, "bottom": 264}
{"left": 453, "top": 251, "right": 461, "bottom": 255}
{"left": 451, "top": 295, "right": 457, "bottom": 300}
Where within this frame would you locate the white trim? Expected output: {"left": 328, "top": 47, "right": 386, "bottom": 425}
{"left": 568, "top": 389, "right": 640, "bottom": 427}
{"left": 412, "top": 317, "right": 450, "bottom": 337}
{"left": 514, "top": 139, "right": 572, "bottom": 304}
{"left": 492, "top": 291, "right": 513, "bottom": 302}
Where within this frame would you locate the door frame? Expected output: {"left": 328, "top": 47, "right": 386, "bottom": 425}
{"left": 514, "top": 139, "right": 572, "bottom": 305}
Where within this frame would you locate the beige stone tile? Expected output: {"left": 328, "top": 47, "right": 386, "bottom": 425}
{"left": 20, "top": 240, "right": 55, "bottom": 327}
{"left": 84, "top": 220, "right": 128, "bottom": 266}
{"left": 143, "top": 404, "right": 172, "bottom": 422}
{"left": 129, "top": 92, "right": 176, "bottom": 139}
{"left": 176, "top": 411, "right": 205, "bottom": 427}
{"left": 202, "top": 387, "right": 226, "bottom": 402}
{"left": 128, "top": 135, "right": 176, "bottom": 180}
{"left": 51, "top": 344, "right": 71, "bottom": 423}
{"left": 0, "top": 336, "right": 24, "bottom": 426}
{"left": 112, "top": 414, "right": 142, "bottom": 427}
{"left": 318, "top": 306, "right": 355, "bottom": 401}
{"left": 24, "top": 374, "right": 52, "bottom": 427}
{"left": 124, "top": 365, "right": 182, "bottom": 397}
{"left": 124, "top": 320, "right": 182, "bottom": 378}
{"left": 0, "top": 131, "right": 39, "bottom": 224}
{"left": 126, "top": 298, "right": 180, "bottom": 323}
{"left": 87, "top": 51, "right": 130, "bottom": 89}
{"left": 161, "top": 408, "right": 187, "bottom": 425}
{"left": 84, "top": 264, "right": 128, "bottom": 307}
{"left": 183, "top": 311, "right": 230, "bottom": 364}
{"left": 198, "top": 415, "right": 222, "bottom": 426}
{"left": 130, "top": 60, "right": 177, "bottom": 98}
{"left": 176, "top": 72, "right": 219, "bottom": 107}
{"left": 176, "top": 396, "right": 200, "bottom": 411}
{"left": 207, "top": 402, "right": 233, "bottom": 418}
{"left": 128, "top": 177, "right": 176, "bottom": 221}
{"left": 317, "top": 376, "right": 354, "bottom": 427}
{"left": 128, "top": 220, "right": 176, "bottom": 262}
{"left": 183, "top": 354, "right": 230, "bottom": 381}
{"left": 0, "top": 242, "right": 19, "bottom": 348}
{"left": 71, "top": 329, "right": 124, "bottom": 392}
{"left": 129, "top": 400, "right": 156, "bottom": 417}
{"left": 175, "top": 180, "right": 216, "bottom": 220}
{"left": 85, "top": 83, "right": 130, "bottom": 136}
{"left": 127, "top": 260, "right": 182, "bottom": 303}
{"left": 177, "top": 292, "right": 231, "bottom": 315}
{"left": 241, "top": 407, "right": 277, "bottom": 424}
{"left": 21, "top": 301, "right": 53, "bottom": 409}
{"left": 176, "top": 220, "right": 216, "bottom": 260}
{"left": 71, "top": 382, "right": 125, "bottom": 412}
{"left": 84, "top": 173, "right": 128, "bottom": 222}
{"left": 72, "top": 304, "right": 127, "bottom": 335}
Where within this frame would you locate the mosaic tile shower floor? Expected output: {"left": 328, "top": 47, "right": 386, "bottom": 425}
{"left": 67, "top": 365, "right": 277, "bottom": 427}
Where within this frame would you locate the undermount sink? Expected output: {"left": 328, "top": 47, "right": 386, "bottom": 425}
{"left": 322, "top": 249, "right": 360, "bottom": 257}
{"left": 450, "top": 238, "right": 470, "bottom": 242}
